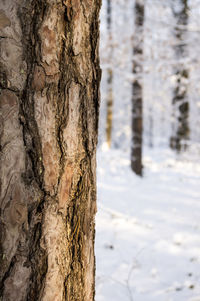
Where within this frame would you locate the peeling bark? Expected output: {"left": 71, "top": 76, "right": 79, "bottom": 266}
{"left": 0, "top": 0, "right": 101, "bottom": 300}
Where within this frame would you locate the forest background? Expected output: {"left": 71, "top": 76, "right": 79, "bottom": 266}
{"left": 95, "top": 0, "right": 200, "bottom": 300}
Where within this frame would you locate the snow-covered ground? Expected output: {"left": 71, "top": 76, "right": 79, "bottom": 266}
{"left": 95, "top": 146, "right": 200, "bottom": 301}
{"left": 96, "top": 0, "right": 200, "bottom": 300}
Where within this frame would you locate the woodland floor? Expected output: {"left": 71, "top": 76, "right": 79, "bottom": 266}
{"left": 95, "top": 145, "right": 200, "bottom": 301}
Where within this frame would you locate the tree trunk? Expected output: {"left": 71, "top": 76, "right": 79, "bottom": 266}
{"left": 0, "top": 1, "right": 101, "bottom": 300}
{"left": 170, "top": 0, "right": 189, "bottom": 151}
{"left": 105, "top": 0, "right": 113, "bottom": 148}
{"left": 131, "top": 0, "right": 144, "bottom": 176}
{"left": 105, "top": 67, "right": 113, "bottom": 148}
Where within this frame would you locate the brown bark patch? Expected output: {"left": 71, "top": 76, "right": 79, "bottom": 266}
{"left": 4, "top": 200, "right": 27, "bottom": 227}
{"left": 40, "top": 22, "right": 60, "bottom": 77}
{"left": 43, "top": 61, "right": 60, "bottom": 77}
{"left": 32, "top": 65, "right": 46, "bottom": 92}
{"left": 0, "top": 89, "right": 17, "bottom": 108}
{"left": 42, "top": 26, "right": 56, "bottom": 48}
{"left": 4, "top": 185, "right": 27, "bottom": 227}
{"left": 58, "top": 163, "right": 73, "bottom": 212}
{"left": 43, "top": 141, "right": 59, "bottom": 193}
{"left": 0, "top": 10, "right": 11, "bottom": 30}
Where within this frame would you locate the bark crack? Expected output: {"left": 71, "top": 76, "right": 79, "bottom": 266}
{"left": 0, "top": 256, "right": 17, "bottom": 295}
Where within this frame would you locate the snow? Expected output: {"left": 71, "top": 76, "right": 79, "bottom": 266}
{"left": 95, "top": 147, "right": 200, "bottom": 301}
{"left": 96, "top": 0, "right": 200, "bottom": 300}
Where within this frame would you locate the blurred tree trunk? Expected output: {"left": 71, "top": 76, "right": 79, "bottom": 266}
{"left": 105, "top": 0, "right": 113, "bottom": 148}
{"left": 0, "top": 1, "right": 101, "bottom": 300}
{"left": 170, "top": 0, "right": 189, "bottom": 151}
{"left": 131, "top": 0, "right": 144, "bottom": 176}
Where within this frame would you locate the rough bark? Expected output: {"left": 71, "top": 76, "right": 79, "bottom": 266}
{"left": 0, "top": 0, "right": 101, "bottom": 300}
{"left": 170, "top": 0, "right": 189, "bottom": 151}
{"left": 131, "top": 0, "right": 144, "bottom": 176}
